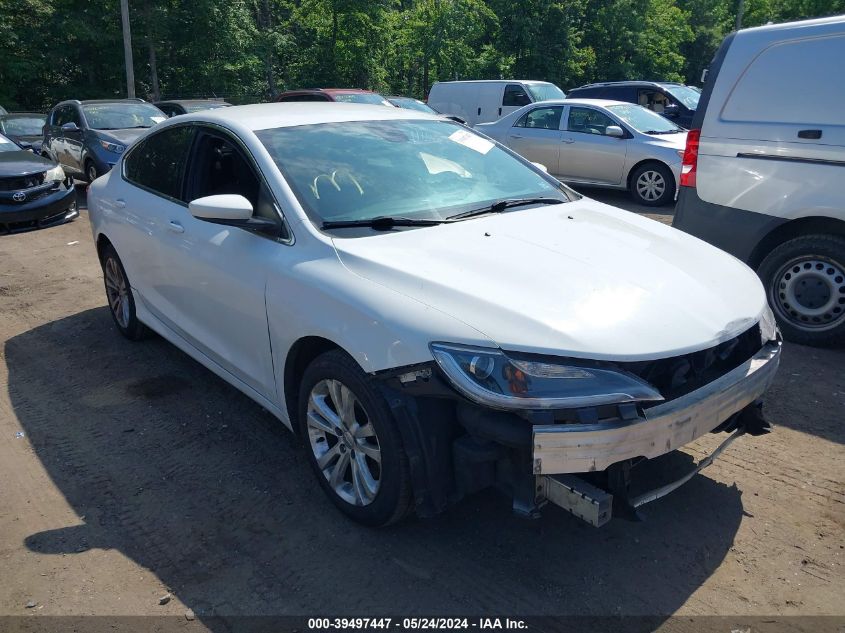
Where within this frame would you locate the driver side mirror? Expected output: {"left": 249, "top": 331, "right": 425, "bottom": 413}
{"left": 605, "top": 125, "right": 625, "bottom": 138}
{"left": 188, "top": 194, "right": 280, "bottom": 236}
{"left": 60, "top": 122, "right": 79, "bottom": 132}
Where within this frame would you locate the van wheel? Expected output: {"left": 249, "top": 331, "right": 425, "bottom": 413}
{"left": 100, "top": 244, "right": 148, "bottom": 341}
{"left": 298, "top": 350, "right": 412, "bottom": 526}
{"left": 630, "top": 162, "right": 674, "bottom": 206}
{"left": 758, "top": 234, "right": 845, "bottom": 346}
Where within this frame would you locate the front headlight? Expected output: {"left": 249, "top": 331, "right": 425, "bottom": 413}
{"left": 45, "top": 165, "right": 65, "bottom": 182}
{"left": 99, "top": 140, "right": 126, "bottom": 153}
{"left": 760, "top": 304, "right": 778, "bottom": 344}
{"left": 430, "top": 343, "right": 663, "bottom": 410}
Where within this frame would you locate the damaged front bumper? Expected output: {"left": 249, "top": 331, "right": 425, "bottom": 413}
{"left": 532, "top": 340, "right": 781, "bottom": 524}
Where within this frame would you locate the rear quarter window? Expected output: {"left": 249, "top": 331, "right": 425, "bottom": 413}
{"left": 722, "top": 34, "right": 845, "bottom": 126}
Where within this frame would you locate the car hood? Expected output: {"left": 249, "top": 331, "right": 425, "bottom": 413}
{"left": 0, "top": 150, "right": 55, "bottom": 177}
{"left": 331, "top": 200, "right": 767, "bottom": 361}
{"left": 95, "top": 128, "right": 149, "bottom": 145}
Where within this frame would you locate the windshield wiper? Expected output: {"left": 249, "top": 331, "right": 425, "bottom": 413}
{"left": 321, "top": 216, "right": 445, "bottom": 230}
{"left": 447, "top": 197, "right": 564, "bottom": 222}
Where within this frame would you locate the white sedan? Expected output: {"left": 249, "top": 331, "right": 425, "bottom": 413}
{"left": 88, "top": 103, "right": 780, "bottom": 526}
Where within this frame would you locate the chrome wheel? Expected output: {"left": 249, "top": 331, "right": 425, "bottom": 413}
{"left": 635, "top": 169, "right": 666, "bottom": 202}
{"left": 306, "top": 378, "right": 381, "bottom": 506}
{"left": 772, "top": 256, "right": 845, "bottom": 331}
{"left": 104, "top": 256, "right": 130, "bottom": 328}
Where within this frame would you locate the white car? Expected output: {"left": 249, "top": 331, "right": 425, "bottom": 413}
{"left": 477, "top": 99, "right": 687, "bottom": 206}
{"left": 88, "top": 103, "right": 780, "bottom": 527}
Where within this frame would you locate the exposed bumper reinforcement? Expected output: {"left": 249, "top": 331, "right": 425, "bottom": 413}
{"left": 532, "top": 340, "right": 781, "bottom": 475}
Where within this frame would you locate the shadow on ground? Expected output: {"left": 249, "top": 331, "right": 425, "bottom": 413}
{"left": 7, "top": 308, "right": 747, "bottom": 627}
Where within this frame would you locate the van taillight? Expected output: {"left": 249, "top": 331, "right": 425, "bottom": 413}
{"left": 680, "top": 128, "right": 700, "bottom": 188}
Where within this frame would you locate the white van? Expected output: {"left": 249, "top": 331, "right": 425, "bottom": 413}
{"left": 427, "top": 80, "right": 565, "bottom": 126}
{"left": 673, "top": 15, "right": 845, "bottom": 346}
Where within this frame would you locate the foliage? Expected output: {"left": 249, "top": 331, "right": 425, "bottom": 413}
{"left": 0, "top": 0, "right": 841, "bottom": 110}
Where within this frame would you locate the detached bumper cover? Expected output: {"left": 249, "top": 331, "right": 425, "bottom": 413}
{"left": 532, "top": 340, "right": 781, "bottom": 475}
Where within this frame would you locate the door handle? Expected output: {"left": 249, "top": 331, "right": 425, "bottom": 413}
{"left": 477, "top": 107, "right": 481, "bottom": 116}
{"left": 498, "top": 107, "right": 502, "bottom": 116}
{"left": 562, "top": 138, "right": 575, "bottom": 144}
{"left": 509, "top": 134, "right": 524, "bottom": 139}
{"left": 168, "top": 221, "right": 185, "bottom": 234}
{"left": 115, "top": 199, "right": 126, "bottom": 209}
{"left": 798, "top": 129, "right": 822, "bottom": 139}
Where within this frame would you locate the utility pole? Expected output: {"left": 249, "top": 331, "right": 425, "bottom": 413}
{"left": 120, "top": 0, "right": 136, "bottom": 98}
{"left": 736, "top": 0, "right": 745, "bottom": 30}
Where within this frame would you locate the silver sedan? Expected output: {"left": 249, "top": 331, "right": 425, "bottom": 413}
{"left": 476, "top": 99, "right": 687, "bottom": 206}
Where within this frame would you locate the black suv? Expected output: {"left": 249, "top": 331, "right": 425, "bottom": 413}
{"left": 566, "top": 81, "right": 700, "bottom": 129}
{"left": 42, "top": 99, "right": 167, "bottom": 182}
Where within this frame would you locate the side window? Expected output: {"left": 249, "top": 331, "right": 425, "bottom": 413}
{"left": 187, "top": 132, "right": 280, "bottom": 224}
{"left": 158, "top": 105, "right": 175, "bottom": 117}
{"left": 124, "top": 125, "right": 194, "bottom": 200}
{"left": 67, "top": 106, "right": 83, "bottom": 127}
{"left": 503, "top": 84, "right": 531, "bottom": 107}
{"left": 54, "top": 106, "right": 72, "bottom": 127}
{"left": 513, "top": 106, "right": 563, "bottom": 130}
{"left": 637, "top": 89, "right": 671, "bottom": 114}
{"left": 567, "top": 107, "right": 615, "bottom": 135}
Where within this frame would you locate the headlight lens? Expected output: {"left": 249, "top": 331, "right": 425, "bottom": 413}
{"left": 430, "top": 343, "right": 663, "bottom": 410}
{"left": 99, "top": 140, "right": 126, "bottom": 153}
{"left": 760, "top": 304, "right": 778, "bottom": 344}
{"left": 45, "top": 165, "right": 65, "bottom": 182}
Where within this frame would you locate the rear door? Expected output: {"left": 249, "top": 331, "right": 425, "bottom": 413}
{"left": 559, "top": 105, "right": 627, "bottom": 185}
{"left": 504, "top": 105, "right": 564, "bottom": 174}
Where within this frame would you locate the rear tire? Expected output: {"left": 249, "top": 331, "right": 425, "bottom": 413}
{"left": 630, "top": 162, "right": 675, "bottom": 207}
{"left": 298, "top": 349, "right": 412, "bottom": 526}
{"left": 99, "top": 244, "right": 147, "bottom": 341}
{"left": 757, "top": 234, "right": 845, "bottom": 346}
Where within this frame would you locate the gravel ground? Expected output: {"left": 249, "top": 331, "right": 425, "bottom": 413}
{"left": 0, "top": 187, "right": 842, "bottom": 628}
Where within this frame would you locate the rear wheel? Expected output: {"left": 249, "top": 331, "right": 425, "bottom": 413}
{"left": 100, "top": 244, "right": 147, "bottom": 341}
{"left": 630, "top": 162, "right": 675, "bottom": 207}
{"left": 298, "top": 350, "right": 412, "bottom": 526}
{"left": 758, "top": 234, "right": 845, "bottom": 346}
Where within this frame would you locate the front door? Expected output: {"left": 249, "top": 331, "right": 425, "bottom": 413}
{"left": 153, "top": 127, "right": 282, "bottom": 400}
{"left": 558, "top": 106, "right": 627, "bottom": 185}
{"left": 63, "top": 105, "right": 85, "bottom": 174}
{"left": 504, "top": 105, "right": 564, "bottom": 175}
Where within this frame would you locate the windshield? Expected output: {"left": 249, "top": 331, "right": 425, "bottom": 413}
{"left": 607, "top": 104, "right": 683, "bottom": 134}
{"left": 390, "top": 98, "right": 437, "bottom": 114}
{"left": 0, "top": 133, "right": 19, "bottom": 152}
{"left": 256, "top": 119, "right": 567, "bottom": 230}
{"left": 663, "top": 85, "right": 700, "bottom": 110}
{"left": 2, "top": 116, "right": 46, "bottom": 136}
{"left": 332, "top": 93, "right": 392, "bottom": 106}
{"left": 82, "top": 103, "right": 167, "bottom": 130}
{"left": 525, "top": 82, "right": 566, "bottom": 102}
{"left": 183, "top": 102, "right": 231, "bottom": 113}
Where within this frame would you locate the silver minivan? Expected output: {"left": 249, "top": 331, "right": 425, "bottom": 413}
{"left": 673, "top": 15, "right": 845, "bottom": 346}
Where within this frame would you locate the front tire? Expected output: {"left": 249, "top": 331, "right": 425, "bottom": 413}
{"left": 630, "top": 162, "right": 675, "bottom": 207}
{"left": 100, "top": 244, "right": 147, "bottom": 341}
{"left": 86, "top": 160, "right": 101, "bottom": 184}
{"left": 298, "top": 350, "right": 412, "bottom": 526}
{"left": 757, "top": 234, "right": 845, "bottom": 346}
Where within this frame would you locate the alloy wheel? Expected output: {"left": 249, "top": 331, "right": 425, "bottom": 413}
{"left": 88, "top": 164, "right": 98, "bottom": 183}
{"left": 635, "top": 170, "right": 666, "bottom": 202}
{"left": 104, "top": 257, "right": 130, "bottom": 328}
{"left": 772, "top": 256, "right": 845, "bottom": 331}
{"left": 306, "top": 378, "right": 382, "bottom": 506}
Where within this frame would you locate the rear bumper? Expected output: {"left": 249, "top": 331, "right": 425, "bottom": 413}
{"left": 0, "top": 184, "right": 78, "bottom": 232}
{"left": 532, "top": 340, "right": 781, "bottom": 475}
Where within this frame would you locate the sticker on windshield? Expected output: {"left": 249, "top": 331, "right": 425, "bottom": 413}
{"left": 150, "top": 116, "right": 166, "bottom": 124}
{"left": 448, "top": 129, "right": 494, "bottom": 155}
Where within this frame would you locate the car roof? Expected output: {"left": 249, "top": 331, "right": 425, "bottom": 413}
{"left": 179, "top": 102, "right": 438, "bottom": 131}
{"left": 0, "top": 112, "right": 46, "bottom": 118}
{"left": 155, "top": 99, "right": 231, "bottom": 106}
{"left": 511, "top": 98, "right": 628, "bottom": 108}
{"left": 433, "top": 79, "right": 554, "bottom": 85}
{"left": 571, "top": 81, "right": 684, "bottom": 90}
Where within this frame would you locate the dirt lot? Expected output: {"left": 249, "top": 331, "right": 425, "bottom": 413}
{"left": 1, "top": 188, "right": 843, "bottom": 628}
